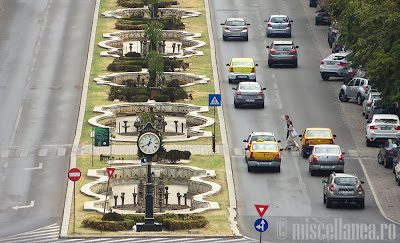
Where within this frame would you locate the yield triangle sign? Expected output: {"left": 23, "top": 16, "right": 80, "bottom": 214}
{"left": 210, "top": 96, "right": 220, "bottom": 105}
{"left": 107, "top": 167, "right": 115, "bottom": 180}
{"left": 255, "top": 204, "right": 269, "bottom": 218}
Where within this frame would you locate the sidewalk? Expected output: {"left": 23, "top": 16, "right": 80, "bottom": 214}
{"left": 78, "top": 144, "right": 223, "bottom": 155}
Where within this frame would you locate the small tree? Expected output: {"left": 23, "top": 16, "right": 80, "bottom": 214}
{"left": 146, "top": 51, "right": 164, "bottom": 87}
{"left": 144, "top": 22, "right": 164, "bottom": 52}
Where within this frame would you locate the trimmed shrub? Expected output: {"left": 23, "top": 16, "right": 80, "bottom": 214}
{"left": 125, "top": 52, "right": 142, "bottom": 58}
{"left": 108, "top": 86, "right": 149, "bottom": 102}
{"left": 102, "top": 212, "right": 124, "bottom": 221}
{"left": 164, "top": 149, "right": 185, "bottom": 163}
{"left": 182, "top": 150, "right": 191, "bottom": 159}
{"left": 82, "top": 215, "right": 135, "bottom": 231}
{"left": 117, "top": 0, "right": 145, "bottom": 8}
{"left": 131, "top": 95, "right": 149, "bottom": 102}
{"left": 153, "top": 94, "right": 169, "bottom": 102}
{"left": 167, "top": 79, "right": 181, "bottom": 87}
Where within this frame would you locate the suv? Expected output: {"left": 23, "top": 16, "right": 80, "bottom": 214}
{"left": 322, "top": 172, "right": 365, "bottom": 209}
{"left": 243, "top": 132, "right": 280, "bottom": 159}
{"left": 366, "top": 114, "right": 400, "bottom": 147}
{"left": 338, "top": 78, "right": 370, "bottom": 105}
{"left": 221, "top": 18, "right": 250, "bottom": 41}
{"left": 320, "top": 52, "right": 351, "bottom": 81}
{"left": 266, "top": 40, "right": 299, "bottom": 68}
{"left": 226, "top": 58, "right": 258, "bottom": 83}
{"left": 265, "top": 15, "right": 293, "bottom": 38}
{"left": 378, "top": 139, "right": 400, "bottom": 169}
{"left": 315, "top": 8, "right": 330, "bottom": 25}
{"left": 363, "top": 91, "right": 381, "bottom": 118}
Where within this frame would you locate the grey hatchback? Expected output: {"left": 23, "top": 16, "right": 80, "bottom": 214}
{"left": 265, "top": 15, "right": 293, "bottom": 38}
{"left": 232, "top": 82, "right": 265, "bottom": 108}
{"left": 221, "top": 18, "right": 249, "bottom": 41}
{"left": 267, "top": 41, "right": 299, "bottom": 68}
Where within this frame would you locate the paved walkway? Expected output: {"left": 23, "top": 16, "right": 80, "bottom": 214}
{"left": 78, "top": 145, "right": 223, "bottom": 155}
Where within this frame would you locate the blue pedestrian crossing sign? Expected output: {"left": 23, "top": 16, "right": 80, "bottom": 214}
{"left": 254, "top": 218, "right": 268, "bottom": 232}
{"left": 209, "top": 94, "right": 221, "bottom": 106}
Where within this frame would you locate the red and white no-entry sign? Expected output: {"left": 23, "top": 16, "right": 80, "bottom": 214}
{"left": 68, "top": 168, "right": 81, "bottom": 181}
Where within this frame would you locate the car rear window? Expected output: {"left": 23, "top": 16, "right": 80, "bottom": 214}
{"left": 227, "top": 21, "right": 246, "bottom": 26}
{"left": 307, "top": 130, "right": 332, "bottom": 137}
{"left": 252, "top": 143, "right": 277, "bottom": 151}
{"left": 270, "top": 17, "right": 288, "bottom": 23}
{"left": 239, "top": 83, "right": 260, "bottom": 90}
{"left": 251, "top": 135, "right": 275, "bottom": 142}
{"left": 273, "top": 44, "right": 293, "bottom": 50}
{"left": 315, "top": 147, "right": 340, "bottom": 154}
{"left": 334, "top": 177, "right": 357, "bottom": 186}
{"left": 232, "top": 61, "right": 253, "bottom": 67}
{"left": 374, "top": 119, "right": 398, "bottom": 124}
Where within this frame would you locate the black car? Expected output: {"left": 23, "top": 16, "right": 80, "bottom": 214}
{"left": 309, "top": 0, "right": 318, "bottom": 7}
{"left": 315, "top": 9, "right": 330, "bottom": 25}
{"left": 378, "top": 139, "right": 400, "bottom": 169}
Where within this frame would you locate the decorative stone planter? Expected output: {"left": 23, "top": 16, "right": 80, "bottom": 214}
{"left": 102, "top": 8, "right": 201, "bottom": 20}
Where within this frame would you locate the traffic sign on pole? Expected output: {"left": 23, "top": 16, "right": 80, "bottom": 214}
{"left": 68, "top": 168, "right": 81, "bottom": 181}
{"left": 255, "top": 204, "right": 269, "bottom": 218}
{"left": 94, "top": 127, "right": 110, "bottom": 146}
{"left": 254, "top": 218, "right": 268, "bottom": 232}
{"left": 209, "top": 94, "right": 221, "bottom": 106}
{"left": 107, "top": 167, "right": 115, "bottom": 179}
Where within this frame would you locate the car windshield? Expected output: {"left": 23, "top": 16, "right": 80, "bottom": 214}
{"left": 250, "top": 135, "right": 275, "bottom": 142}
{"left": 334, "top": 177, "right": 357, "bottom": 186}
{"left": 315, "top": 147, "right": 340, "bottom": 154}
{"left": 273, "top": 44, "right": 293, "bottom": 50}
{"left": 307, "top": 130, "right": 332, "bottom": 137}
{"left": 226, "top": 21, "right": 245, "bottom": 26}
{"left": 252, "top": 143, "right": 276, "bottom": 151}
{"left": 374, "top": 119, "right": 398, "bottom": 124}
{"left": 232, "top": 61, "right": 253, "bottom": 67}
{"left": 270, "top": 17, "right": 288, "bottom": 23}
{"left": 239, "top": 83, "right": 260, "bottom": 90}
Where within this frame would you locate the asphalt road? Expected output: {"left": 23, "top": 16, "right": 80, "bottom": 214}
{"left": 0, "top": 0, "right": 95, "bottom": 238}
{"left": 210, "top": 0, "right": 400, "bottom": 241}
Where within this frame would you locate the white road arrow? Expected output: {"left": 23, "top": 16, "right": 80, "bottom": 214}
{"left": 12, "top": 200, "right": 35, "bottom": 210}
{"left": 24, "top": 163, "right": 43, "bottom": 170}
{"left": 256, "top": 219, "right": 265, "bottom": 231}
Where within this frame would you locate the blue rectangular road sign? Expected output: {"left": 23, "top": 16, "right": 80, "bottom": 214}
{"left": 209, "top": 94, "right": 221, "bottom": 106}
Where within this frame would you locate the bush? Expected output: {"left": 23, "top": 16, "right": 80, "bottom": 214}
{"left": 182, "top": 150, "right": 191, "bottom": 159}
{"left": 164, "top": 150, "right": 185, "bottom": 163}
{"left": 131, "top": 95, "right": 149, "bottom": 102}
{"left": 153, "top": 94, "right": 169, "bottom": 102}
{"left": 125, "top": 52, "right": 142, "bottom": 58}
{"left": 102, "top": 212, "right": 124, "bottom": 221}
{"left": 108, "top": 87, "right": 149, "bottom": 102}
{"left": 117, "top": 0, "right": 145, "bottom": 8}
{"left": 82, "top": 215, "right": 135, "bottom": 231}
{"left": 155, "top": 213, "right": 208, "bottom": 230}
{"left": 161, "top": 86, "right": 188, "bottom": 102}
{"left": 167, "top": 79, "right": 181, "bottom": 87}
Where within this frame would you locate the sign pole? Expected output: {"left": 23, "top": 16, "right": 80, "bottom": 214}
{"left": 213, "top": 106, "right": 216, "bottom": 153}
{"left": 109, "top": 129, "right": 112, "bottom": 163}
{"left": 73, "top": 181, "right": 76, "bottom": 233}
{"left": 91, "top": 126, "right": 94, "bottom": 167}
{"left": 68, "top": 168, "right": 81, "bottom": 234}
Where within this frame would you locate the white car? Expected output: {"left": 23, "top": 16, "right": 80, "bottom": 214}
{"left": 362, "top": 91, "right": 381, "bottom": 119}
{"left": 366, "top": 114, "right": 400, "bottom": 147}
{"left": 395, "top": 162, "right": 400, "bottom": 186}
{"left": 319, "top": 52, "right": 351, "bottom": 81}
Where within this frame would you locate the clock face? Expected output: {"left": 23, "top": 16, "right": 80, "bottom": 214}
{"left": 138, "top": 132, "right": 160, "bottom": 154}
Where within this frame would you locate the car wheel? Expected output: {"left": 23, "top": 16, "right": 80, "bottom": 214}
{"left": 378, "top": 152, "right": 384, "bottom": 164}
{"left": 366, "top": 139, "right": 373, "bottom": 147}
{"left": 384, "top": 158, "right": 392, "bottom": 168}
{"left": 244, "top": 36, "right": 248, "bottom": 41}
{"left": 228, "top": 78, "right": 232, "bottom": 84}
{"left": 234, "top": 102, "right": 239, "bottom": 108}
{"left": 310, "top": 170, "right": 316, "bottom": 176}
{"left": 339, "top": 90, "right": 349, "bottom": 102}
{"left": 276, "top": 166, "right": 280, "bottom": 173}
{"left": 268, "top": 61, "right": 273, "bottom": 68}
{"left": 315, "top": 19, "right": 319, "bottom": 25}
{"left": 398, "top": 177, "right": 400, "bottom": 186}
{"left": 288, "top": 33, "right": 292, "bottom": 38}
{"left": 395, "top": 173, "right": 398, "bottom": 182}
{"left": 356, "top": 93, "right": 364, "bottom": 105}
{"left": 359, "top": 200, "right": 365, "bottom": 209}
{"left": 247, "top": 164, "right": 253, "bottom": 172}
{"left": 223, "top": 36, "right": 227, "bottom": 41}
{"left": 266, "top": 33, "right": 271, "bottom": 38}
{"left": 302, "top": 150, "right": 308, "bottom": 158}
{"left": 293, "top": 61, "right": 298, "bottom": 68}
{"left": 322, "top": 74, "right": 330, "bottom": 81}
{"left": 260, "top": 103, "right": 264, "bottom": 109}
{"left": 323, "top": 194, "right": 326, "bottom": 204}
{"left": 326, "top": 200, "right": 332, "bottom": 208}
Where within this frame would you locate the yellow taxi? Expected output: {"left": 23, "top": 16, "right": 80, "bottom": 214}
{"left": 226, "top": 57, "right": 258, "bottom": 83}
{"left": 246, "top": 140, "right": 281, "bottom": 172}
{"left": 298, "top": 128, "right": 336, "bottom": 158}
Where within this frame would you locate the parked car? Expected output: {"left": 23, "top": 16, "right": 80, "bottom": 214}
{"left": 363, "top": 91, "right": 381, "bottom": 118}
{"left": 344, "top": 67, "right": 366, "bottom": 84}
{"left": 328, "top": 22, "right": 339, "bottom": 48}
{"left": 232, "top": 81, "right": 265, "bottom": 108}
{"left": 246, "top": 140, "right": 281, "bottom": 172}
{"left": 315, "top": 8, "right": 330, "bottom": 25}
{"left": 366, "top": 114, "right": 400, "bottom": 147}
{"left": 367, "top": 104, "right": 388, "bottom": 123}
{"left": 394, "top": 163, "right": 400, "bottom": 186}
{"left": 320, "top": 52, "right": 351, "bottom": 81}
{"left": 299, "top": 128, "right": 336, "bottom": 158}
{"left": 243, "top": 132, "right": 280, "bottom": 159}
{"left": 309, "top": 0, "right": 318, "bottom": 7}
{"left": 322, "top": 172, "right": 365, "bottom": 209}
{"left": 265, "top": 15, "right": 293, "bottom": 38}
{"left": 378, "top": 139, "right": 400, "bottom": 169}
{"left": 309, "top": 145, "right": 345, "bottom": 176}
{"left": 266, "top": 40, "right": 299, "bottom": 68}
{"left": 226, "top": 58, "right": 258, "bottom": 83}
{"left": 221, "top": 18, "right": 250, "bottom": 41}
{"left": 338, "top": 77, "right": 370, "bottom": 105}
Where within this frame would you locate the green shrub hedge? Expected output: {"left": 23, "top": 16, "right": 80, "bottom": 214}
{"left": 153, "top": 94, "right": 169, "bottom": 102}
{"left": 117, "top": 0, "right": 145, "bottom": 8}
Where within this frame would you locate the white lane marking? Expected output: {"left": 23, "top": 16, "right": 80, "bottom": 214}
{"left": 57, "top": 147, "right": 66, "bottom": 156}
{"left": 12, "top": 200, "right": 35, "bottom": 210}
{"left": 24, "top": 163, "right": 42, "bottom": 170}
{"left": 348, "top": 150, "right": 358, "bottom": 157}
{"left": 9, "top": 107, "right": 22, "bottom": 147}
{"left": 1, "top": 150, "right": 9, "bottom": 158}
{"left": 4, "top": 161, "right": 8, "bottom": 168}
{"left": 357, "top": 158, "right": 400, "bottom": 225}
{"left": 20, "top": 149, "right": 29, "bottom": 157}
{"left": 38, "top": 149, "right": 47, "bottom": 156}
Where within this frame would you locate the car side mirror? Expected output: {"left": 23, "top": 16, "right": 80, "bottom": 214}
{"left": 322, "top": 180, "right": 327, "bottom": 184}
{"left": 279, "top": 148, "right": 284, "bottom": 151}
{"left": 333, "top": 135, "right": 337, "bottom": 137}
{"left": 232, "top": 87, "right": 237, "bottom": 90}
{"left": 247, "top": 23, "right": 250, "bottom": 25}
{"left": 226, "top": 63, "right": 230, "bottom": 66}
{"left": 295, "top": 45, "right": 299, "bottom": 48}
{"left": 245, "top": 148, "right": 249, "bottom": 150}
{"left": 277, "top": 140, "right": 281, "bottom": 143}
{"left": 262, "top": 87, "right": 266, "bottom": 90}
{"left": 264, "top": 20, "right": 268, "bottom": 22}
{"left": 342, "top": 152, "right": 346, "bottom": 155}
{"left": 290, "top": 20, "right": 293, "bottom": 22}
{"left": 220, "top": 23, "right": 224, "bottom": 25}
{"left": 266, "top": 45, "right": 270, "bottom": 48}
{"left": 255, "top": 64, "right": 258, "bottom": 66}
{"left": 298, "top": 135, "right": 303, "bottom": 138}
{"left": 243, "top": 139, "right": 247, "bottom": 142}
{"left": 360, "top": 181, "right": 364, "bottom": 184}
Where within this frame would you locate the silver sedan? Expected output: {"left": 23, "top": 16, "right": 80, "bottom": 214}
{"left": 308, "top": 144, "right": 345, "bottom": 176}
{"left": 232, "top": 82, "right": 265, "bottom": 108}
{"left": 221, "top": 18, "right": 249, "bottom": 41}
{"left": 265, "top": 15, "right": 293, "bottom": 38}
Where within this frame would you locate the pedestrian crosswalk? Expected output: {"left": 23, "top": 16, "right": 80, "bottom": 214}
{"left": 0, "top": 145, "right": 73, "bottom": 158}
{"left": 0, "top": 224, "right": 255, "bottom": 243}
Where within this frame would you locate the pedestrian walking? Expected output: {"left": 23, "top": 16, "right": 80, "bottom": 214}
{"left": 285, "top": 115, "right": 291, "bottom": 139}
{"left": 285, "top": 120, "right": 299, "bottom": 151}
